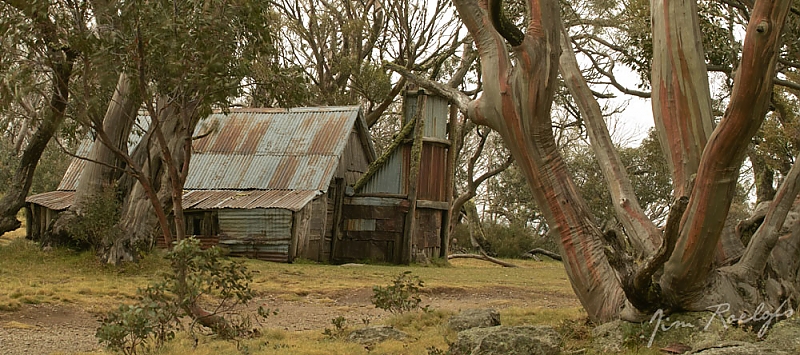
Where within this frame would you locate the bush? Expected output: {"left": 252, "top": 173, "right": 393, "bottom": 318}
{"left": 372, "top": 271, "right": 429, "bottom": 314}
{"left": 67, "top": 186, "right": 120, "bottom": 248}
{"left": 96, "top": 238, "right": 268, "bottom": 354}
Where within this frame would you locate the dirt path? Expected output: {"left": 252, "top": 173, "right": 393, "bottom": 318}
{"left": 0, "top": 285, "right": 578, "bottom": 355}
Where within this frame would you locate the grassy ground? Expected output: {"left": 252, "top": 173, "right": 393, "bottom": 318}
{"left": 0, "top": 216, "right": 684, "bottom": 355}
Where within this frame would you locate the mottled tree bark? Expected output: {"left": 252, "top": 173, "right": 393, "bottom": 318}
{"left": 650, "top": 0, "right": 715, "bottom": 198}
{"left": 661, "top": 0, "right": 792, "bottom": 306}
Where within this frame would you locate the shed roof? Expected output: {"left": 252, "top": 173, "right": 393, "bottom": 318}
{"left": 31, "top": 106, "right": 375, "bottom": 211}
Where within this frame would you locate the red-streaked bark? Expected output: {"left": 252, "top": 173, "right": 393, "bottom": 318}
{"left": 661, "top": 0, "right": 792, "bottom": 305}
{"left": 650, "top": 0, "right": 715, "bottom": 197}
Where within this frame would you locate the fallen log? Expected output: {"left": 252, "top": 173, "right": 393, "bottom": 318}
{"left": 448, "top": 253, "right": 519, "bottom": 267}
{"left": 522, "top": 248, "right": 562, "bottom": 261}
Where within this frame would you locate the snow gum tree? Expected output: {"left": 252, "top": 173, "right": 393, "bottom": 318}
{"left": 394, "top": 0, "right": 798, "bottom": 322}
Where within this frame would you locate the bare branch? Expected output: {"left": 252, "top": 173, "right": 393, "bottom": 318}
{"left": 385, "top": 61, "right": 472, "bottom": 112}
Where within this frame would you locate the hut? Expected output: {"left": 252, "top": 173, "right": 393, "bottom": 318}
{"left": 26, "top": 106, "right": 376, "bottom": 263}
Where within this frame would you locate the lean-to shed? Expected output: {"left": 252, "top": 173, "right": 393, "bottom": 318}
{"left": 26, "top": 106, "right": 376, "bottom": 263}
{"left": 334, "top": 88, "right": 455, "bottom": 264}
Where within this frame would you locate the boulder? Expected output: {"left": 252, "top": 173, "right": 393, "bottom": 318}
{"left": 450, "top": 325, "right": 561, "bottom": 355}
{"left": 448, "top": 309, "right": 501, "bottom": 332}
{"left": 347, "top": 325, "right": 407, "bottom": 345}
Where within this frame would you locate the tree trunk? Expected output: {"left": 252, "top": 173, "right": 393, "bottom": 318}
{"left": 48, "top": 73, "right": 140, "bottom": 245}
{"left": 660, "top": 0, "right": 792, "bottom": 307}
{"left": 100, "top": 99, "right": 199, "bottom": 264}
{"left": 448, "top": 0, "right": 627, "bottom": 322}
{"left": 0, "top": 50, "right": 75, "bottom": 236}
{"left": 650, "top": 0, "right": 715, "bottom": 198}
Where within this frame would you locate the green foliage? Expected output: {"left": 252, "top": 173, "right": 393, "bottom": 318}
{"left": 96, "top": 238, "right": 265, "bottom": 353}
{"left": 372, "top": 271, "right": 429, "bottom": 314}
{"left": 67, "top": 186, "right": 121, "bottom": 248}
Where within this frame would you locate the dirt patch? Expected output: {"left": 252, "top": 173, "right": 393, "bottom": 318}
{"left": 0, "top": 285, "right": 579, "bottom": 354}
{"left": 0, "top": 304, "right": 102, "bottom": 355}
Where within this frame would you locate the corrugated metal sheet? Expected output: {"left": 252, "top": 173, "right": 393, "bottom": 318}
{"left": 360, "top": 148, "right": 405, "bottom": 194}
{"left": 423, "top": 95, "right": 449, "bottom": 139}
{"left": 26, "top": 191, "right": 75, "bottom": 210}
{"left": 183, "top": 190, "right": 318, "bottom": 211}
{"left": 57, "top": 140, "right": 92, "bottom": 191}
{"left": 402, "top": 89, "right": 448, "bottom": 139}
{"left": 218, "top": 209, "right": 292, "bottom": 262}
{"left": 58, "top": 106, "right": 363, "bottom": 193}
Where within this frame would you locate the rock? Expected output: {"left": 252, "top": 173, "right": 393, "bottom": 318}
{"left": 347, "top": 326, "right": 407, "bottom": 344}
{"left": 448, "top": 309, "right": 501, "bottom": 332}
{"left": 591, "top": 319, "right": 625, "bottom": 353}
{"left": 450, "top": 325, "right": 560, "bottom": 355}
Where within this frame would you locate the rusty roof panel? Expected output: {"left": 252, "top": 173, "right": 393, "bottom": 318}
{"left": 184, "top": 154, "right": 339, "bottom": 191}
{"left": 183, "top": 190, "right": 318, "bottom": 211}
{"left": 26, "top": 191, "right": 76, "bottom": 210}
{"left": 57, "top": 106, "right": 365, "bottom": 195}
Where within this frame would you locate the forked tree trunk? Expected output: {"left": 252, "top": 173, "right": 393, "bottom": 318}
{"left": 100, "top": 99, "right": 199, "bottom": 264}
{"left": 399, "top": 0, "right": 797, "bottom": 323}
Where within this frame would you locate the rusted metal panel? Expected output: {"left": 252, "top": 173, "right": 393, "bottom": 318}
{"left": 342, "top": 205, "right": 408, "bottom": 219}
{"left": 418, "top": 143, "right": 448, "bottom": 201}
{"left": 183, "top": 154, "right": 339, "bottom": 191}
{"left": 217, "top": 208, "right": 293, "bottom": 262}
{"left": 333, "top": 240, "right": 394, "bottom": 263}
{"left": 183, "top": 190, "right": 318, "bottom": 211}
{"left": 59, "top": 106, "right": 372, "bottom": 195}
{"left": 25, "top": 191, "right": 75, "bottom": 210}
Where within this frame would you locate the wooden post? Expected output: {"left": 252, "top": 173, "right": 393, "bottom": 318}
{"left": 330, "top": 178, "right": 345, "bottom": 263}
{"left": 402, "top": 93, "right": 426, "bottom": 264}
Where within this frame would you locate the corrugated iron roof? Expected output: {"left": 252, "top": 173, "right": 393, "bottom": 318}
{"left": 25, "top": 191, "right": 75, "bottom": 210}
{"left": 58, "top": 106, "right": 364, "bottom": 193}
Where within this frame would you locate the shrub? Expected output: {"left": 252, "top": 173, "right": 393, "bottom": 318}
{"left": 372, "top": 271, "right": 429, "bottom": 314}
{"left": 96, "top": 238, "right": 268, "bottom": 354}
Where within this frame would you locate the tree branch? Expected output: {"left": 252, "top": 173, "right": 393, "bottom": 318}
{"left": 384, "top": 61, "right": 472, "bottom": 112}
{"left": 735, "top": 152, "right": 800, "bottom": 279}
